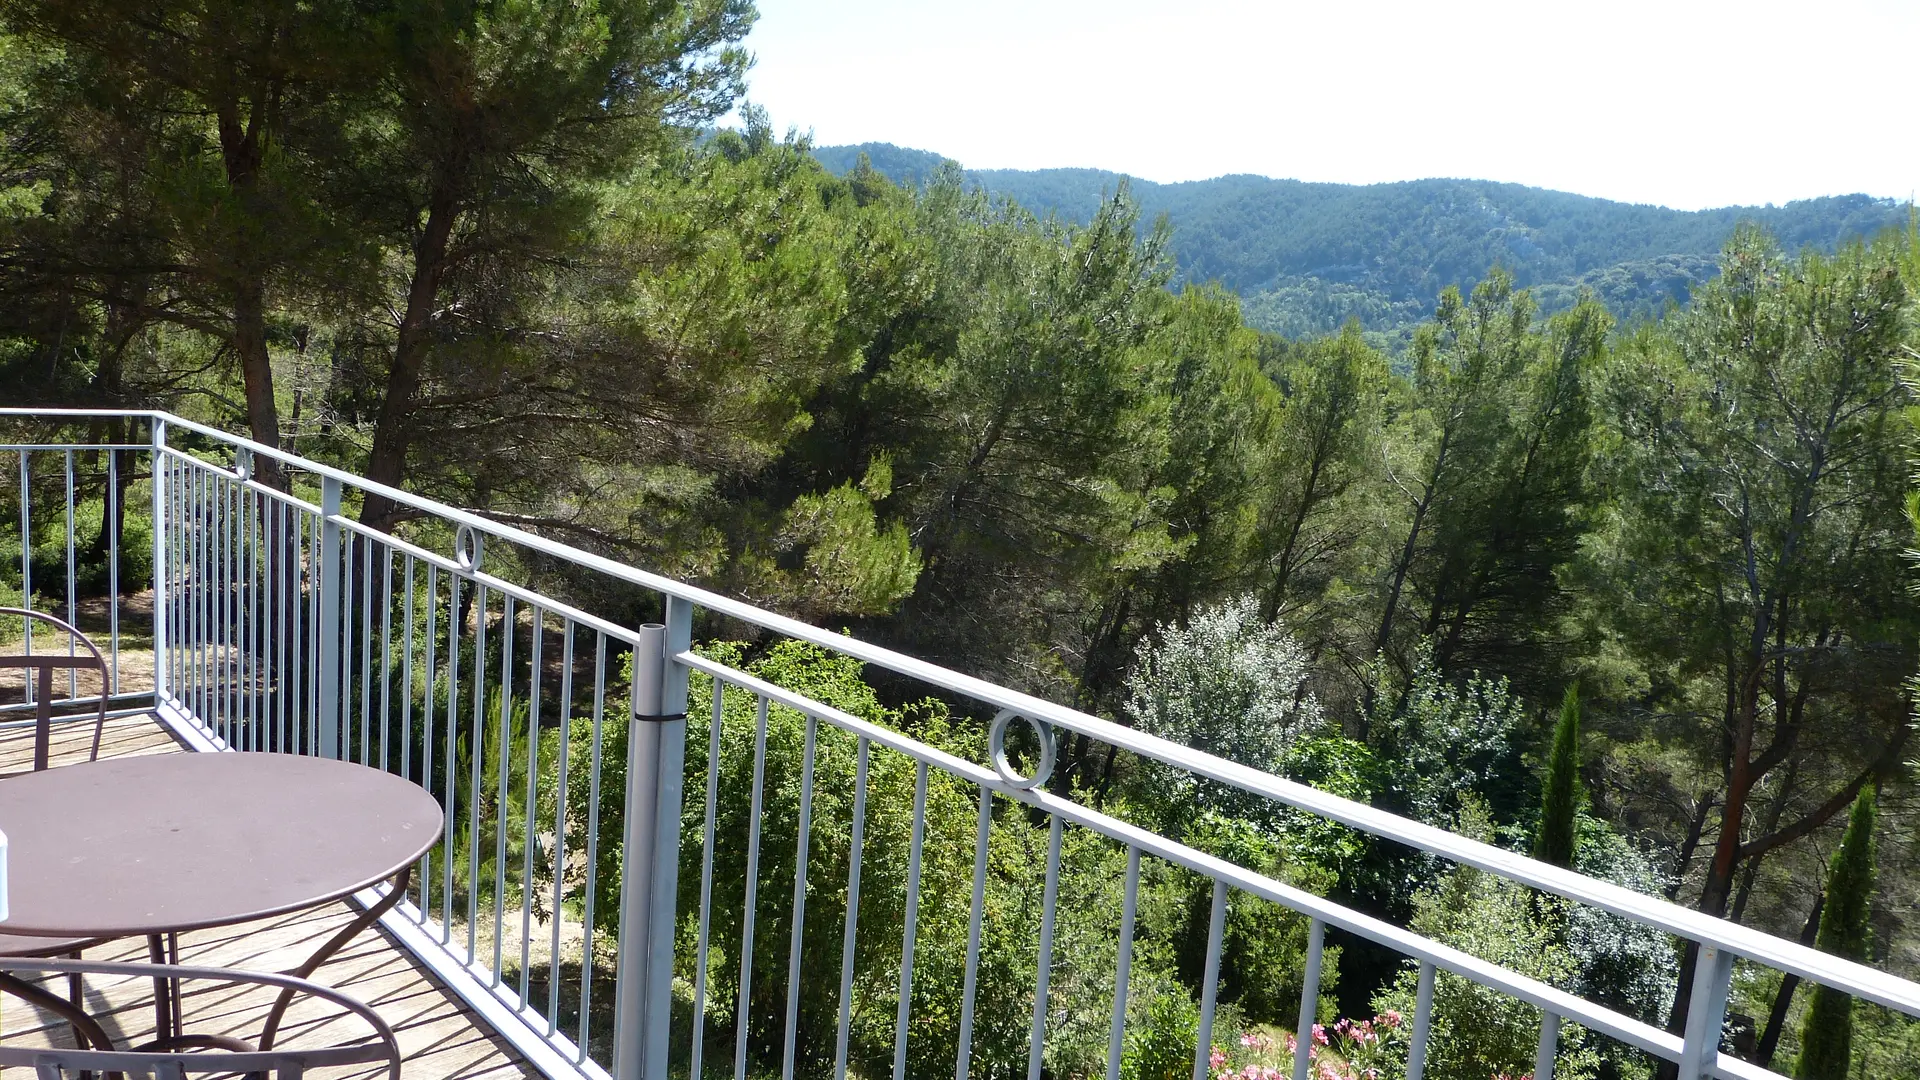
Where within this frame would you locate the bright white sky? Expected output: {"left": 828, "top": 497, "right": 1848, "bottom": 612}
{"left": 738, "top": 0, "right": 1920, "bottom": 211}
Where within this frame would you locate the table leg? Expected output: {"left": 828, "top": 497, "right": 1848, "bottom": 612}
{"left": 258, "top": 867, "right": 412, "bottom": 1051}
{"left": 146, "top": 932, "right": 181, "bottom": 1041}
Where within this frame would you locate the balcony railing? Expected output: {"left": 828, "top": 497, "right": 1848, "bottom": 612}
{"left": 2, "top": 407, "right": 1916, "bottom": 1080}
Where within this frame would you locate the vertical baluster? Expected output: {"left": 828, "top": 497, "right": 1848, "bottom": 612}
{"left": 691, "top": 678, "right": 725, "bottom": 1080}
{"left": 1105, "top": 846, "right": 1141, "bottom": 1080}
{"left": 833, "top": 738, "right": 869, "bottom": 1080}
{"left": 494, "top": 592, "right": 515, "bottom": 982}
{"left": 173, "top": 457, "right": 185, "bottom": 707}
{"left": 442, "top": 565, "right": 460, "bottom": 936}
{"left": 400, "top": 554, "right": 414, "bottom": 780}
{"left": 63, "top": 450, "right": 76, "bottom": 697}
{"left": 234, "top": 479, "right": 244, "bottom": 742}
{"left": 171, "top": 455, "right": 182, "bottom": 706}
{"left": 199, "top": 465, "right": 209, "bottom": 724}
{"left": 206, "top": 469, "right": 217, "bottom": 733}
{"left": 17, "top": 451, "right": 31, "bottom": 700}
{"left": 380, "top": 544, "right": 393, "bottom": 771}
{"left": 892, "top": 761, "right": 929, "bottom": 1080}
{"left": 270, "top": 499, "right": 284, "bottom": 751}
{"left": 1407, "top": 961, "right": 1435, "bottom": 1080}
{"left": 955, "top": 785, "right": 993, "bottom": 1080}
{"left": 238, "top": 483, "right": 250, "bottom": 748}
{"left": 445, "top": 570, "right": 463, "bottom": 947}
{"left": 108, "top": 449, "right": 119, "bottom": 697}
{"left": 193, "top": 466, "right": 204, "bottom": 720}
{"left": 221, "top": 474, "right": 233, "bottom": 736}
{"left": 578, "top": 632, "right": 608, "bottom": 1064}
{"left": 335, "top": 531, "right": 351, "bottom": 755}
{"left": 1028, "top": 812, "right": 1066, "bottom": 1080}
{"left": 734, "top": 695, "right": 771, "bottom": 1080}
{"left": 361, "top": 535, "right": 374, "bottom": 764}
{"left": 1193, "top": 881, "right": 1229, "bottom": 1080}
{"left": 316, "top": 476, "right": 343, "bottom": 758}
{"left": 416, "top": 559, "right": 432, "bottom": 923}
{"left": 468, "top": 580, "right": 489, "bottom": 963}
{"left": 176, "top": 458, "right": 187, "bottom": 710}
{"left": 307, "top": 508, "right": 323, "bottom": 753}
{"left": 780, "top": 714, "right": 819, "bottom": 1080}
{"left": 547, "top": 620, "right": 574, "bottom": 1034}
{"left": 519, "top": 609, "right": 543, "bottom": 1003}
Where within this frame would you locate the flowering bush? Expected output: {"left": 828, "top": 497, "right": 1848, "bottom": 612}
{"left": 1207, "top": 1013, "right": 1402, "bottom": 1080}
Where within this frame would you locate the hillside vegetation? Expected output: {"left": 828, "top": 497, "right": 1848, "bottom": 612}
{"left": 814, "top": 142, "right": 1908, "bottom": 344}
{"left": 6, "top": 5, "right": 1920, "bottom": 1075}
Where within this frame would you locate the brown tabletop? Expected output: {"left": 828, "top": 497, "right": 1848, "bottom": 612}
{"left": 0, "top": 752, "right": 443, "bottom": 939}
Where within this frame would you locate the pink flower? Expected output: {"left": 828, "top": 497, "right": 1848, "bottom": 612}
{"left": 1312, "top": 1024, "right": 1330, "bottom": 1046}
{"left": 1379, "top": 1010, "right": 1403, "bottom": 1029}
{"left": 1210, "top": 1047, "right": 1227, "bottom": 1070}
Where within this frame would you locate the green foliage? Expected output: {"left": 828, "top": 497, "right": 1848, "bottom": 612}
{"left": 1795, "top": 785, "right": 1879, "bottom": 1080}
{"left": 1120, "top": 982, "right": 1199, "bottom": 1080}
{"left": 1534, "top": 684, "right": 1581, "bottom": 869}
{"left": 1125, "top": 594, "right": 1321, "bottom": 820}
{"left": 1372, "top": 798, "right": 1601, "bottom": 1080}
{"left": 1564, "top": 817, "right": 1676, "bottom": 1029}
{"left": 10, "top": 29, "right": 1920, "bottom": 1068}
{"left": 1598, "top": 228, "right": 1916, "bottom": 941}
{"left": 1366, "top": 650, "right": 1530, "bottom": 828}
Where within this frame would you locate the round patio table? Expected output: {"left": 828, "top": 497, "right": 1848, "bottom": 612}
{"left": 0, "top": 752, "right": 442, "bottom": 1051}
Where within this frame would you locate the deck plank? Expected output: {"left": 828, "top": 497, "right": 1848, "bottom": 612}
{"left": 0, "top": 714, "right": 538, "bottom": 1079}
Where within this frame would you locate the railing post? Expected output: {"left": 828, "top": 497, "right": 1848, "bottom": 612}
{"left": 1534, "top": 1011, "right": 1559, "bottom": 1080}
{"left": 149, "top": 420, "right": 169, "bottom": 704}
{"left": 316, "top": 476, "right": 343, "bottom": 759}
{"left": 1292, "top": 919, "right": 1325, "bottom": 1080}
{"left": 1676, "top": 944, "right": 1733, "bottom": 1080}
{"left": 613, "top": 596, "right": 692, "bottom": 1080}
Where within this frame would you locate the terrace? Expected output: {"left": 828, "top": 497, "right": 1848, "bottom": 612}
{"left": 1, "top": 407, "right": 1916, "bottom": 1080}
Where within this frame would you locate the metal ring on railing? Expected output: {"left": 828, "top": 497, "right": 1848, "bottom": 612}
{"left": 231, "top": 446, "right": 252, "bottom": 482}
{"left": 989, "top": 709, "right": 1055, "bottom": 789}
{"left": 453, "top": 525, "right": 485, "bottom": 572}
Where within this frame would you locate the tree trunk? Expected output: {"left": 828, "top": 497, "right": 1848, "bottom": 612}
{"left": 214, "top": 99, "right": 285, "bottom": 489}
{"left": 1260, "top": 450, "right": 1328, "bottom": 623}
{"left": 360, "top": 176, "right": 462, "bottom": 531}
{"left": 1755, "top": 889, "right": 1823, "bottom": 1069}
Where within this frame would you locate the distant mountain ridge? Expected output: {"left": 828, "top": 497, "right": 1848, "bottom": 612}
{"left": 812, "top": 142, "right": 1910, "bottom": 344}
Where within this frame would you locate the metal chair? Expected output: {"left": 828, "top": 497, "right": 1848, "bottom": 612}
{"left": 0, "top": 607, "right": 109, "bottom": 772}
{"left": 0, "top": 957, "right": 402, "bottom": 1078}
{"left": 0, "top": 610, "right": 118, "bottom": 1032}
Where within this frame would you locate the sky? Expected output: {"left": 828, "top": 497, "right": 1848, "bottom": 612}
{"left": 737, "top": 0, "right": 1920, "bottom": 212}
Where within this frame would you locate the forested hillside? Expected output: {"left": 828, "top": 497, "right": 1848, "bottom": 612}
{"left": 6, "top": 5, "right": 1920, "bottom": 1078}
{"left": 815, "top": 142, "right": 1908, "bottom": 344}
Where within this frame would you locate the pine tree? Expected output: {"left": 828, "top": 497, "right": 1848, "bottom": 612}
{"left": 1795, "top": 784, "right": 1879, "bottom": 1080}
{"left": 1534, "top": 684, "right": 1581, "bottom": 868}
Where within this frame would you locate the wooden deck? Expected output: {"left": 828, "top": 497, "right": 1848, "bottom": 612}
{"left": 0, "top": 712, "right": 539, "bottom": 1079}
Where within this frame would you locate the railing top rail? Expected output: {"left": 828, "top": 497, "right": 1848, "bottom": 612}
{"left": 6, "top": 406, "right": 1917, "bottom": 1015}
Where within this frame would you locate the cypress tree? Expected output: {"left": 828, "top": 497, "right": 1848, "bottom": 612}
{"left": 1534, "top": 684, "right": 1580, "bottom": 868}
{"left": 1794, "top": 783, "right": 1879, "bottom": 1080}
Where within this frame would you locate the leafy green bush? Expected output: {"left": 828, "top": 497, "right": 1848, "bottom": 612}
{"left": 1371, "top": 798, "right": 1601, "bottom": 1080}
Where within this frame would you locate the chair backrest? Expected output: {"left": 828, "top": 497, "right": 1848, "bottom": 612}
{"left": 0, "top": 957, "right": 401, "bottom": 1079}
{"left": 0, "top": 608, "right": 108, "bottom": 771}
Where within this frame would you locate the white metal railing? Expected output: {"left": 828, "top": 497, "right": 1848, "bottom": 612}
{"left": 2, "top": 407, "right": 1915, "bottom": 1080}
